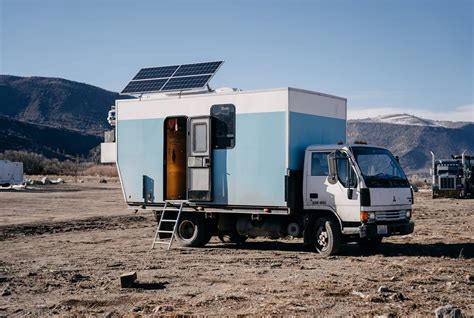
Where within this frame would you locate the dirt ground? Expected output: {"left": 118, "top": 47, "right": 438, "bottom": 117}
{"left": 0, "top": 181, "right": 473, "bottom": 317}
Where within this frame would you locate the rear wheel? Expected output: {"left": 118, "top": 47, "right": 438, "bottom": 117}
{"left": 308, "top": 217, "right": 342, "bottom": 256}
{"left": 176, "top": 214, "right": 208, "bottom": 247}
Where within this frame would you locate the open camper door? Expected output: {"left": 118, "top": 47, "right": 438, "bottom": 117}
{"left": 187, "top": 116, "right": 213, "bottom": 201}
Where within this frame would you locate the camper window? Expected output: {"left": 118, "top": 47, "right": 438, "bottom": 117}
{"left": 211, "top": 104, "right": 235, "bottom": 149}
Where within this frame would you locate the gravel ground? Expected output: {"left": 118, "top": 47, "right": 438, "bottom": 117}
{"left": 0, "top": 183, "right": 472, "bottom": 316}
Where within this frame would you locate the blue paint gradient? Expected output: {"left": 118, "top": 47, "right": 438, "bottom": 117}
{"left": 288, "top": 112, "right": 346, "bottom": 170}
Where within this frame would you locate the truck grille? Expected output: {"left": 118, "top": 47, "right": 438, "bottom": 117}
{"left": 439, "top": 177, "right": 456, "bottom": 189}
{"left": 375, "top": 210, "right": 406, "bottom": 222}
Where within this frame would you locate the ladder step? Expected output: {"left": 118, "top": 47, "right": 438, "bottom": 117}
{"left": 158, "top": 230, "right": 174, "bottom": 234}
{"left": 153, "top": 241, "right": 171, "bottom": 244}
{"left": 160, "top": 219, "right": 178, "bottom": 222}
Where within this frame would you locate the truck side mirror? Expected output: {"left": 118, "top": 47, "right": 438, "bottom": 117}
{"left": 395, "top": 155, "right": 400, "bottom": 163}
{"left": 328, "top": 152, "right": 337, "bottom": 184}
{"left": 347, "top": 188, "right": 353, "bottom": 199}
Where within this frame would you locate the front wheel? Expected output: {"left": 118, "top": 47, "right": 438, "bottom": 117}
{"left": 309, "top": 217, "right": 342, "bottom": 256}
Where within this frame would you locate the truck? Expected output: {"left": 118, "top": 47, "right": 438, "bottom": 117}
{"left": 0, "top": 160, "right": 24, "bottom": 187}
{"left": 101, "top": 61, "right": 414, "bottom": 256}
{"left": 430, "top": 151, "right": 474, "bottom": 198}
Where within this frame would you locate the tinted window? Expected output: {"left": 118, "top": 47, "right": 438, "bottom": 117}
{"left": 211, "top": 104, "right": 235, "bottom": 149}
{"left": 311, "top": 152, "right": 330, "bottom": 176}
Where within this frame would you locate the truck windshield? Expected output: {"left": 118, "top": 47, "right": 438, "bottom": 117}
{"left": 350, "top": 146, "right": 409, "bottom": 188}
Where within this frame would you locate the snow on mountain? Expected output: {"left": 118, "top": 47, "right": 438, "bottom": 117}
{"left": 352, "top": 113, "right": 470, "bottom": 128}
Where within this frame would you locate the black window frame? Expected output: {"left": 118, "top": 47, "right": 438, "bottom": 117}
{"left": 210, "top": 104, "right": 236, "bottom": 149}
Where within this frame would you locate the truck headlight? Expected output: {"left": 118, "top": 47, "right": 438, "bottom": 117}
{"left": 360, "top": 211, "right": 376, "bottom": 223}
{"left": 369, "top": 212, "right": 376, "bottom": 221}
{"left": 406, "top": 210, "right": 411, "bottom": 218}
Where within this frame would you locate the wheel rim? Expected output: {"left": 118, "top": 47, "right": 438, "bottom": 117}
{"left": 315, "top": 222, "right": 330, "bottom": 253}
{"left": 178, "top": 220, "right": 197, "bottom": 242}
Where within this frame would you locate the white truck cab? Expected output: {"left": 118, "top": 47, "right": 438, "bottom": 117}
{"left": 302, "top": 143, "right": 414, "bottom": 255}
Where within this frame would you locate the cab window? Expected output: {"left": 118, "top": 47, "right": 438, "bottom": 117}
{"left": 311, "top": 152, "right": 330, "bottom": 176}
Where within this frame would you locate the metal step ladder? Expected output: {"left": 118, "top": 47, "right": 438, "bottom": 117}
{"left": 151, "top": 201, "right": 184, "bottom": 250}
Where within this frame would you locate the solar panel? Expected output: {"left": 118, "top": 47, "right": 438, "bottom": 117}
{"left": 132, "top": 65, "right": 179, "bottom": 80}
{"left": 121, "top": 61, "right": 223, "bottom": 95}
{"left": 121, "top": 78, "right": 168, "bottom": 94}
{"left": 174, "top": 61, "right": 222, "bottom": 77}
{"left": 162, "top": 75, "right": 212, "bottom": 91}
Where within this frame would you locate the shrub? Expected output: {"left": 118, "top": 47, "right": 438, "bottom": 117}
{"left": 82, "top": 164, "right": 118, "bottom": 177}
{"left": 0, "top": 150, "right": 117, "bottom": 176}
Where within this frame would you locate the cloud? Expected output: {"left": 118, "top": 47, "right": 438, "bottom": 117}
{"left": 348, "top": 104, "right": 474, "bottom": 122}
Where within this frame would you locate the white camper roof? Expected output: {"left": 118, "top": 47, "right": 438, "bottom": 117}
{"left": 116, "top": 87, "right": 347, "bottom": 123}
{"left": 118, "top": 87, "right": 346, "bottom": 102}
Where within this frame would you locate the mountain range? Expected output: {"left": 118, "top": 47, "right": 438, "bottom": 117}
{"left": 1, "top": 75, "right": 472, "bottom": 173}
{"left": 0, "top": 75, "right": 122, "bottom": 135}
{"left": 347, "top": 114, "right": 473, "bottom": 174}
{"left": 0, "top": 75, "right": 128, "bottom": 160}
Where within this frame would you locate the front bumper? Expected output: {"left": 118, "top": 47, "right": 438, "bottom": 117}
{"left": 359, "top": 220, "right": 414, "bottom": 238}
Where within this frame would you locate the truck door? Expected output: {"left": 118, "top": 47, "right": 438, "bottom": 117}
{"left": 187, "top": 116, "right": 213, "bottom": 201}
{"left": 305, "top": 151, "right": 360, "bottom": 223}
{"left": 305, "top": 151, "right": 332, "bottom": 207}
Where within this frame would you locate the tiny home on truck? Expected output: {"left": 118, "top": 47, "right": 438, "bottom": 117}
{"left": 102, "top": 61, "right": 414, "bottom": 255}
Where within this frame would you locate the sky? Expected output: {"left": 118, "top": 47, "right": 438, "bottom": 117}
{"left": 1, "top": 0, "right": 473, "bottom": 121}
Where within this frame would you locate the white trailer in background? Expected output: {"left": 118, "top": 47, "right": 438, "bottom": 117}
{"left": 0, "top": 160, "right": 24, "bottom": 186}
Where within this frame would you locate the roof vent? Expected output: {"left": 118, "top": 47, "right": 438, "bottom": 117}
{"left": 215, "top": 87, "right": 241, "bottom": 93}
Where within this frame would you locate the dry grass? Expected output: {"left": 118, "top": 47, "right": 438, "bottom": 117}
{"left": 26, "top": 164, "right": 119, "bottom": 183}
{"left": 82, "top": 164, "right": 118, "bottom": 177}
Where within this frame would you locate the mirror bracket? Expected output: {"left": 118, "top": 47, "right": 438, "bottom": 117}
{"left": 327, "top": 151, "right": 338, "bottom": 184}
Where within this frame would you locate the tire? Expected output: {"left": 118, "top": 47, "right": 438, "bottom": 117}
{"left": 358, "top": 237, "right": 383, "bottom": 252}
{"left": 176, "top": 214, "right": 208, "bottom": 247}
{"left": 309, "top": 217, "right": 342, "bottom": 256}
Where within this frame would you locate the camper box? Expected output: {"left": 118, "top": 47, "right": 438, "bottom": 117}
{"left": 114, "top": 87, "right": 346, "bottom": 213}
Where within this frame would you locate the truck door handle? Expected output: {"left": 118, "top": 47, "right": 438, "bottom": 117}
{"left": 310, "top": 193, "right": 318, "bottom": 199}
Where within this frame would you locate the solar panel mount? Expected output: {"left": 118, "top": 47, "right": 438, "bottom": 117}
{"left": 121, "top": 61, "right": 223, "bottom": 95}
